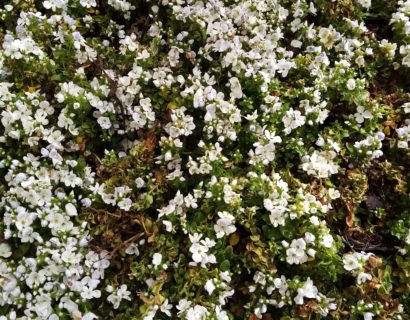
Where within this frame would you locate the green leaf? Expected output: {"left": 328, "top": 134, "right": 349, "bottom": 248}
{"left": 220, "top": 260, "right": 230, "bottom": 271}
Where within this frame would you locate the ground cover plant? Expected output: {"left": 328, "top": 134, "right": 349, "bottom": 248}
{"left": 0, "top": 0, "right": 410, "bottom": 319}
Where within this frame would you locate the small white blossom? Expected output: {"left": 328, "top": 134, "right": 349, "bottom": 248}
{"left": 214, "top": 211, "right": 236, "bottom": 238}
{"left": 152, "top": 253, "right": 162, "bottom": 266}
{"left": 347, "top": 78, "right": 356, "bottom": 90}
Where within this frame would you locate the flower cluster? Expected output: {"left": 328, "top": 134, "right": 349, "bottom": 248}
{"left": 343, "top": 252, "right": 374, "bottom": 284}
{"left": 1, "top": 0, "right": 410, "bottom": 319}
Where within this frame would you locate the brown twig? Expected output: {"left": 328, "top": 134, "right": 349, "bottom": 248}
{"left": 109, "top": 232, "right": 145, "bottom": 258}
{"left": 85, "top": 55, "right": 127, "bottom": 129}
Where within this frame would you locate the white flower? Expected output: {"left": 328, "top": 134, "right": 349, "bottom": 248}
{"left": 307, "top": 248, "right": 316, "bottom": 257}
{"left": 190, "top": 244, "right": 207, "bottom": 263}
{"left": 264, "top": 199, "right": 273, "bottom": 211}
{"left": 286, "top": 247, "right": 308, "bottom": 264}
{"left": 357, "top": 272, "right": 372, "bottom": 284}
{"left": 189, "top": 234, "right": 216, "bottom": 267}
{"left": 328, "top": 188, "right": 340, "bottom": 200}
{"left": 282, "top": 109, "right": 306, "bottom": 134}
{"left": 214, "top": 211, "right": 236, "bottom": 238}
{"left": 316, "top": 136, "right": 325, "bottom": 146}
{"left": 403, "top": 53, "right": 410, "bottom": 67}
{"left": 163, "top": 220, "right": 173, "bottom": 232}
{"left": 125, "top": 243, "right": 140, "bottom": 255}
{"left": 301, "top": 150, "right": 339, "bottom": 178}
{"left": 215, "top": 306, "right": 229, "bottom": 320}
{"left": 254, "top": 304, "right": 267, "bottom": 318}
{"left": 80, "top": 0, "right": 97, "bottom": 8}
{"left": 97, "top": 116, "right": 112, "bottom": 129}
{"left": 401, "top": 102, "right": 410, "bottom": 113}
{"left": 321, "top": 235, "right": 334, "bottom": 248}
{"left": 204, "top": 279, "right": 216, "bottom": 295}
{"left": 43, "top": 0, "right": 68, "bottom": 11}
{"left": 304, "top": 232, "right": 316, "bottom": 244}
{"left": 291, "top": 238, "right": 306, "bottom": 250}
{"left": 107, "top": 285, "right": 131, "bottom": 309}
{"left": 81, "top": 286, "right": 101, "bottom": 300}
{"left": 194, "top": 88, "right": 205, "bottom": 108}
{"left": 83, "top": 313, "right": 98, "bottom": 320}
{"left": 398, "top": 140, "right": 408, "bottom": 149}
{"left": 152, "top": 253, "right": 162, "bottom": 266}
{"left": 186, "top": 305, "right": 209, "bottom": 319}
{"left": 117, "top": 284, "right": 131, "bottom": 300}
{"left": 118, "top": 197, "right": 132, "bottom": 210}
{"left": 291, "top": 40, "right": 303, "bottom": 48}
{"left": 287, "top": 237, "right": 311, "bottom": 264}
{"left": 364, "top": 312, "right": 374, "bottom": 320}
{"left": 354, "top": 106, "right": 372, "bottom": 124}
{"left": 0, "top": 243, "right": 12, "bottom": 258}
{"left": 347, "top": 78, "right": 356, "bottom": 90}
{"left": 318, "top": 27, "right": 332, "bottom": 44}
{"left": 343, "top": 253, "right": 361, "bottom": 271}
{"left": 81, "top": 198, "right": 92, "bottom": 207}
{"left": 294, "top": 278, "right": 318, "bottom": 304}
{"left": 358, "top": 0, "right": 371, "bottom": 9}
{"left": 229, "top": 77, "right": 243, "bottom": 99}
{"left": 317, "top": 294, "right": 337, "bottom": 316}
{"left": 62, "top": 250, "right": 81, "bottom": 264}
{"left": 177, "top": 299, "right": 192, "bottom": 315}
{"left": 184, "top": 194, "right": 198, "bottom": 208}
{"left": 0, "top": 275, "right": 17, "bottom": 292}
{"left": 135, "top": 177, "right": 145, "bottom": 188}
{"left": 160, "top": 299, "right": 173, "bottom": 316}
{"left": 65, "top": 203, "right": 78, "bottom": 216}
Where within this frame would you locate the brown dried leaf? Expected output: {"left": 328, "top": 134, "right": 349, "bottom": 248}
{"left": 369, "top": 255, "right": 383, "bottom": 268}
{"left": 139, "top": 293, "right": 154, "bottom": 305}
{"left": 346, "top": 202, "right": 355, "bottom": 228}
{"left": 366, "top": 279, "right": 381, "bottom": 291}
{"left": 297, "top": 300, "right": 321, "bottom": 318}
{"left": 143, "top": 134, "right": 156, "bottom": 154}
{"left": 383, "top": 120, "right": 397, "bottom": 129}
{"left": 155, "top": 170, "right": 166, "bottom": 186}
{"left": 147, "top": 232, "right": 156, "bottom": 243}
{"left": 224, "top": 161, "right": 233, "bottom": 168}
{"left": 76, "top": 136, "right": 87, "bottom": 152}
